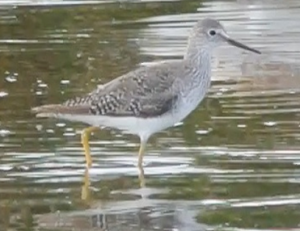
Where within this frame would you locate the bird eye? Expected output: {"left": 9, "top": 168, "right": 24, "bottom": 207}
{"left": 209, "top": 30, "right": 216, "bottom": 36}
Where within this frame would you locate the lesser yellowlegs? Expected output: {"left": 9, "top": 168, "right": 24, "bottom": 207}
{"left": 32, "top": 18, "right": 260, "bottom": 169}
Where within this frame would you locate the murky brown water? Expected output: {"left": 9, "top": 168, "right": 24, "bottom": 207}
{"left": 1, "top": 0, "right": 300, "bottom": 230}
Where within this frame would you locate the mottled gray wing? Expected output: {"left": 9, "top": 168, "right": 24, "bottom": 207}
{"left": 90, "top": 92, "right": 179, "bottom": 118}
{"left": 63, "top": 61, "right": 183, "bottom": 118}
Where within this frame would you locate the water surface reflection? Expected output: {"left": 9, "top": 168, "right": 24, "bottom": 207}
{"left": 1, "top": 0, "right": 300, "bottom": 230}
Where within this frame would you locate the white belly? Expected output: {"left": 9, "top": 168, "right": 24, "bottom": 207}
{"left": 57, "top": 112, "right": 180, "bottom": 138}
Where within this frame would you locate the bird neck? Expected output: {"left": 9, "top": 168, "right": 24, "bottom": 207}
{"left": 184, "top": 34, "right": 212, "bottom": 66}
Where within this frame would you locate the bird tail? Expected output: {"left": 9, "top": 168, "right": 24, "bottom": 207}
{"left": 31, "top": 104, "right": 90, "bottom": 118}
{"left": 31, "top": 104, "right": 63, "bottom": 118}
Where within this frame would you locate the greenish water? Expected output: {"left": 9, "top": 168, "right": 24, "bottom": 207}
{"left": 1, "top": 0, "right": 300, "bottom": 230}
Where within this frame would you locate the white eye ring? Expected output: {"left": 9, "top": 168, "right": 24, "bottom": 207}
{"left": 208, "top": 30, "right": 216, "bottom": 36}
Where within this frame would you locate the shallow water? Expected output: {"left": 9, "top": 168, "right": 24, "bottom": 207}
{"left": 1, "top": 0, "right": 300, "bottom": 230}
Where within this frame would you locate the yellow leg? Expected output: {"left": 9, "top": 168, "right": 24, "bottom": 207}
{"left": 138, "top": 165, "right": 145, "bottom": 188}
{"left": 81, "top": 126, "right": 99, "bottom": 168}
{"left": 81, "top": 169, "right": 91, "bottom": 202}
{"left": 137, "top": 139, "right": 147, "bottom": 187}
{"left": 138, "top": 141, "right": 146, "bottom": 169}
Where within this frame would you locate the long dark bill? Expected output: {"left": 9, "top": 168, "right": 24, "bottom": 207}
{"left": 223, "top": 35, "right": 261, "bottom": 54}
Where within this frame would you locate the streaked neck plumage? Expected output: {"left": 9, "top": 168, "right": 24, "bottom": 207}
{"left": 180, "top": 27, "right": 213, "bottom": 101}
{"left": 184, "top": 28, "right": 212, "bottom": 66}
{"left": 183, "top": 27, "right": 213, "bottom": 87}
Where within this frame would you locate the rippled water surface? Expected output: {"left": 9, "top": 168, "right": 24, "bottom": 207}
{"left": 1, "top": 0, "right": 300, "bottom": 230}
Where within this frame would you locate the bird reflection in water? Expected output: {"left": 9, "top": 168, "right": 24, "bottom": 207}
{"left": 79, "top": 166, "right": 146, "bottom": 231}
{"left": 81, "top": 165, "right": 146, "bottom": 202}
